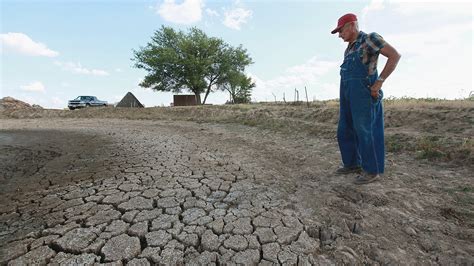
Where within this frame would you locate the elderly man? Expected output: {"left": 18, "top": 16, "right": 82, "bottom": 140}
{"left": 331, "top": 13, "right": 401, "bottom": 184}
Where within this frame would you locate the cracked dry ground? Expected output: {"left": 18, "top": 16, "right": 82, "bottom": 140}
{"left": 0, "top": 119, "right": 473, "bottom": 265}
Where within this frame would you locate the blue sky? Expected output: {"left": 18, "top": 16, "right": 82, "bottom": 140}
{"left": 1, "top": 0, "right": 472, "bottom": 108}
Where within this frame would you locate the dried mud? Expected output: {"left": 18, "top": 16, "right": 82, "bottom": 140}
{"left": 0, "top": 116, "right": 473, "bottom": 264}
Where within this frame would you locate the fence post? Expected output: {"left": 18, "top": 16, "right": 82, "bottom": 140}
{"left": 305, "top": 86, "right": 309, "bottom": 107}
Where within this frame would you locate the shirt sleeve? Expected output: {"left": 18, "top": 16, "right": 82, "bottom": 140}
{"left": 366, "top": 32, "right": 386, "bottom": 53}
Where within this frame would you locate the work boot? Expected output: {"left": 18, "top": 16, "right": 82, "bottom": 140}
{"left": 354, "top": 172, "right": 379, "bottom": 185}
{"left": 335, "top": 166, "right": 362, "bottom": 175}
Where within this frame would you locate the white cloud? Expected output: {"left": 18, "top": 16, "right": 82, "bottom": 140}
{"left": 156, "top": 0, "right": 204, "bottom": 24}
{"left": 266, "top": 57, "right": 338, "bottom": 89}
{"left": 7, "top": 93, "right": 66, "bottom": 109}
{"left": 362, "top": 0, "right": 384, "bottom": 19}
{"left": 383, "top": 22, "right": 472, "bottom": 98}
{"left": 0, "top": 32, "right": 59, "bottom": 57}
{"left": 113, "top": 95, "right": 123, "bottom": 102}
{"left": 115, "top": 68, "right": 122, "bottom": 72}
{"left": 359, "top": 1, "right": 472, "bottom": 99}
{"left": 55, "top": 61, "right": 109, "bottom": 76}
{"left": 385, "top": 22, "right": 472, "bottom": 59}
{"left": 249, "top": 57, "right": 339, "bottom": 101}
{"left": 51, "top": 97, "right": 63, "bottom": 106}
{"left": 206, "top": 8, "right": 219, "bottom": 17}
{"left": 223, "top": 7, "right": 252, "bottom": 30}
{"left": 389, "top": 0, "right": 472, "bottom": 16}
{"left": 20, "top": 81, "right": 45, "bottom": 93}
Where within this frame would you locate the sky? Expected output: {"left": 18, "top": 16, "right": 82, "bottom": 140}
{"left": 1, "top": 0, "right": 473, "bottom": 109}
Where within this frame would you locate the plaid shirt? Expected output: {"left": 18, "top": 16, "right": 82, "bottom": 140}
{"left": 345, "top": 31, "right": 386, "bottom": 75}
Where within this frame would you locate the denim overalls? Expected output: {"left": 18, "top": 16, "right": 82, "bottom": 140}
{"left": 337, "top": 36, "right": 384, "bottom": 174}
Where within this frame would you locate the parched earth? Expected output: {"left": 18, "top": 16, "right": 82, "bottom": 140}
{"left": 0, "top": 118, "right": 473, "bottom": 265}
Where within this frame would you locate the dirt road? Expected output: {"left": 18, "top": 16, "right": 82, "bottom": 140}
{"left": 1, "top": 118, "right": 473, "bottom": 264}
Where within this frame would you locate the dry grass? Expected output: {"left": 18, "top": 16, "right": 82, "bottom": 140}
{"left": 383, "top": 96, "right": 474, "bottom": 108}
{"left": 2, "top": 98, "right": 473, "bottom": 166}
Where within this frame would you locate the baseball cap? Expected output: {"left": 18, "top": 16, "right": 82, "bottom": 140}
{"left": 331, "top": 13, "right": 357, "bottom": 34}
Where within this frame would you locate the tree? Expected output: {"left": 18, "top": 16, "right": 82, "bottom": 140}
{"left": 132, "top": 26, "right": 253, "bottom": 104}
{"left": 222, "top": 71, "right": 255, "bottom": 104}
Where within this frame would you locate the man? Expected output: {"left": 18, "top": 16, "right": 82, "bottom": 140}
{"left": 331, "top": 13, "right": 401, "bottom": 184}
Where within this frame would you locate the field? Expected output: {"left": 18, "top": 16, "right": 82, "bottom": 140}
{"left": 1, "top": 98, "right": 473, "bottom": 264}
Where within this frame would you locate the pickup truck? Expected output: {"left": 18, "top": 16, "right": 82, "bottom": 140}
{"left": 68, "top": 96, "right": 107, "bottom": 110}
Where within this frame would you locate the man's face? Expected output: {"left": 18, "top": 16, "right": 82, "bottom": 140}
{"left": 338, "top": 23, "right": 353, "bottom": 42}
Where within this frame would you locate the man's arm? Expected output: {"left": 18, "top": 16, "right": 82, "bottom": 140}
{"left": 370, "top": 42, "right": 401, "bottom": 98}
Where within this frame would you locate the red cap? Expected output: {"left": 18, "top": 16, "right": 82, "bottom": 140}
{"left": 331, "top": 13, "right": 357, "bottom": 34}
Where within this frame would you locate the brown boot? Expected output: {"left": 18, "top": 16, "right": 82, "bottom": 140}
{"left": 335, "top": 166, "right": 362, "bottom": 175}
{"left": 354, "top": 172, "right": 379, "bottom": 185}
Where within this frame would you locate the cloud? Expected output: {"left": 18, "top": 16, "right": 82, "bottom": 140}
{"left": 385, "top": 22, "right": 472, "bottom": 59}
{"left": 389, "top": 0, "right": 472, "bottom": 16}
{"left": 223, "top": 7, "right": 252, "bottom": 30}
{"left": 20, "top": 81, "right": 46, "bottom": 93}
{"left": 266, "top": 57, "right": 338, "bottom": 89}
{"left": 362, "top": 0, "right": 384, "bottom": 19}
{"left": 156, "top": 0, "right": 204, "bottom": 24}
{"left": 51, "top": 97, "right": 63, "bottom": 106}
{"left": 8, "top": 93, "right": 66, "bottom": 109}
{"left": 54, "top": 61, "right": 109, "bottom": 76}
{"left": 0, "top": 32, "right": 59, "bottom": 57}
{"left": 359, "top": 1, "right": 472, "bottom": 99}
{"left": 206, "top": 8, "right": 219, "bottom": 17}
{"left": 383, "top": 22, "right": 472, "bottom": 98}
{"left": 249, "top": 57, "right": 339, "bottom": 101}
{"left": 113, "top": 95, "right": 123, "bottom": 102}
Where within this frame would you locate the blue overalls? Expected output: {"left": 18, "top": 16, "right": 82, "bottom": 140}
{"left": 337, "top": 37, "right": 385, "bottom": 174}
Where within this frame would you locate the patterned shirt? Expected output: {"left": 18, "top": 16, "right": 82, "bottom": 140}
{"left": 345, "top": 31, "right": 386, "bottom": 75}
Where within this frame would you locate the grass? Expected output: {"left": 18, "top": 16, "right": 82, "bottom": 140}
{"left": 416, "top": 136, "right": 472, "bottom": 163}
{"left": 415, "top": 136, "right": 447, "bottom": 159}
{"left": 383, "top": 96, "right": 474, "bottom": 108}
{"left": 385, "top": 134, "right": 413, "bottom": 153}
{"left": 2, "top": 97, "right": 473, "bottom": 166}
{"left": 386, "top": 134, "right": 473, "bottom": 165}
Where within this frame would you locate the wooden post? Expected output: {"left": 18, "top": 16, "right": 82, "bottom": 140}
{"left": 305, "top": 86, "right": 309, "bottom": 107}
{"left": 283, "top": 93, "right": 286, "bottom": 103}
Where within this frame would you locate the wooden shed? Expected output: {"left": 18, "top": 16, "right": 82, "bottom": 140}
{"left": 173, "top": 94, "right": 201, "bottom": 106}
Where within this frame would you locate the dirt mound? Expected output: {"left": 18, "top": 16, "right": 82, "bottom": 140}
{"left": 0, "top": 99, "right": 472, "bottom": 166}
{"left": 0, "top": 97, "right": 42, "bottom": 110}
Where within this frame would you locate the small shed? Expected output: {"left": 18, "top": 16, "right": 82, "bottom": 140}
{"left": 116, "top": 92, "right": 144, "bottom": 108}
{"left": 173, "top": 94, "right": 201, "bottom": 106}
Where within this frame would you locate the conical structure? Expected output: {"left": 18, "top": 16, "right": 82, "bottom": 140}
{"left": 116, "top": 92, "right": 144, "bottom": 108}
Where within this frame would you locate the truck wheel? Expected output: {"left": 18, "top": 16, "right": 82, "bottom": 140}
{"left": 85, "top": 104, "right": 90, "bottom": 108}
{"left": 69, "top": 107, "right": 75, "bottom": 110}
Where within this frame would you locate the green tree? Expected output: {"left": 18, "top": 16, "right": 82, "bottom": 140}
{"left": 222, "top": 71, "right": 255, "bottom": 104}
{"left": 132, "top": 26, "right": 253, "bottom": 104}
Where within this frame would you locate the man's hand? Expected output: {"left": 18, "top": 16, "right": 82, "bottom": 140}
{"left": 371, "top": 42, "right": 401, "bottom": 99}
{"left": 370, "top": 80, "right": 383, "bottom": 99}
